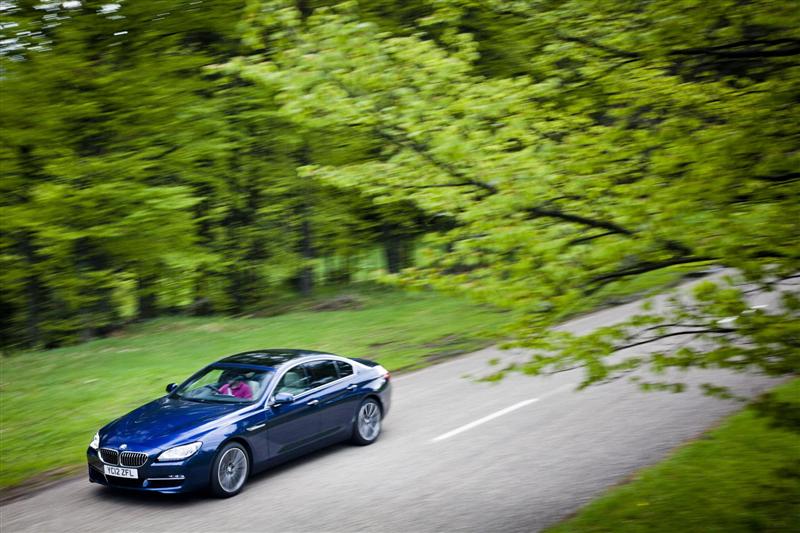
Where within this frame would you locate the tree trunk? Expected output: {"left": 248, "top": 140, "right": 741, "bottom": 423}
{"left": 24, "top": 273, "right": 42, "bottom": 347}
{"left": 382, "top": 224, "right": 411, "bottom": 274}
{"left": 298, "top": 217, "right": 314, "bottom": 297}
{"left": 344, "top": 253, "right": 355, "bottom": 283}
{"left": 137, "top": 274, "right": 159, "bottom": 319}
{"left": 19, "top": 233, "right": 42, "bottom": 347}
{"left": 296, "top": 144, "right": 315, "bottom": 297}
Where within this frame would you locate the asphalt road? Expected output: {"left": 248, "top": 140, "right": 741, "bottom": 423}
{"left": 1, "top": 279, "right": 785, "bottom": 532}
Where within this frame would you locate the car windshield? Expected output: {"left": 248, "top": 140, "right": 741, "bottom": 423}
{"left": 172, "top": 367, "right": 273, "bottom": 404}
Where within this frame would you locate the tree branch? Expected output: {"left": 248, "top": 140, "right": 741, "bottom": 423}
{"left": 375, "top": 128, "right": 498, "bottom": 196}
{"left": 672, "top": 38, "right": 800, "bottom": 53}
{"left": 400, "top": 182, "right": 482, "bottom": 190}
{"left": 671, "top": 39, "right": 800, "bottom": 59}
{"left": 751, "top": 172, "right": 800, "bottom": 184}
{"left": 637, "top": 323, "right": 721, "bottom": 333}
{"left": 568, "top": 230, "right": 618, "bottom": 245}
{"left": 523, "top": 206, "right": 635, "bottom": 236}
{"left": 556, "top": 34, "right": 641, "bottom": 60}
{"left": 612, "top": 327, "right": 736, "bottom": 352}
{"left": 586, "top": 256, "right": 716, "bottom": 291}
{"left": 142, "top": 145, "right": 181, "bottom": 161}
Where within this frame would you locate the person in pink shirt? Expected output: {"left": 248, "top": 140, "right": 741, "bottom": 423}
{"left": 218, "top": 372, "right": 253, "bottom": 400}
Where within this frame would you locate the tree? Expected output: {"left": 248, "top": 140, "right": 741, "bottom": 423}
{"left": 0, "top": 0, "right": 427, "bottom": 348}
{"left": 0, "top": 0, "right": 241, "bottom": 345}
{"left": 235, "top": 0, "right": 799, "bottom": 393}
{"left": 1, "top": 1, "right": 228, "bottom": 344}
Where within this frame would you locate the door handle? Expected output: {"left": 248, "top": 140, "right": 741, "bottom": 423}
{"left": 346, "top": 384, "right": 357, "bottom": 391}
{"left": 307, "top": 399, "right": 319, "bottom": 406}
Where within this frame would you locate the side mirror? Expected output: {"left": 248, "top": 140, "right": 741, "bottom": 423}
{"left": 271, "top": 392, "right": 295, "bottom": 406}
{"left": 166, "top": 383, "right": 177, "bottom": 393}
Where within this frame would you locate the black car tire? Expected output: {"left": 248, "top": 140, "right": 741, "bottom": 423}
{"left": 351, "top": 398, "right": 382, "bottom": 446}
{"left": 210, "top": 442, "right": 250, "bottom": 498}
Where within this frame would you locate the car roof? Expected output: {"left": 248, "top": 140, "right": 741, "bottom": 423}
{"left": 217, "top": 349, "right": 338, "bottom": 369}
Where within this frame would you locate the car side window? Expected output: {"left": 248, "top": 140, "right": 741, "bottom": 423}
{"left": 274, "top": 366, "right": 311, "bottom": 396}
{"left": 335, "top": 361, "right": 354, "bottom": 378}
{"left": 304, "top": 360, "right": 340, "bottom": 389}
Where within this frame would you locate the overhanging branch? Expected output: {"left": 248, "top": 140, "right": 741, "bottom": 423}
{"left": 611, "top": 327, "right": 736, "bottom": 352}
{"left": 752, "top": 172, "right": 800, "bottom": 184}
{"left": 585, "top": 256, "right": 716, "bottom": 293}
{"left": 375, "top": 128, "right": 498, "bottom": 196}
{"left": 556, "top": 34, "right": 641, "bottom": 60}
{"left": 671, "top": 39, "right": 800, "bottom": 59}
{"left": 568, "top": 230, "right": 618, "bottom": 245}
{"left": 524, "top": 206, "right": 635, "bottom": 236}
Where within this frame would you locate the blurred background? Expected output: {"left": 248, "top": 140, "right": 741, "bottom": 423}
{"left": 1, "top": 0, "right": 798, "bottom": 530}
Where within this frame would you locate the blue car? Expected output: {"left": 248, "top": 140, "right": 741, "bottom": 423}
{"left": 87, "top": 349, "right": 391, "bottom": 497}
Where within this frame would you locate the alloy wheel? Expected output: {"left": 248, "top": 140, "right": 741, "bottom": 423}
{"left": 217, "top": 447, "right": 248, "bottom": 494}
{"left": 358, "top": 401, "right": 381, "bottom": 441}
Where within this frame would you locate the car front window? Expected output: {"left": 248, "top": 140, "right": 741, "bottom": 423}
{"left": 274, "top": 366, "right": 312, "bottom": 396}
{"left": 173, "top": 367, "right": 273, "bottom": 403}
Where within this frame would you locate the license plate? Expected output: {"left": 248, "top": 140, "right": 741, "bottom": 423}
{"left": 103, "top": 465, "right": 138, "bottom": 479}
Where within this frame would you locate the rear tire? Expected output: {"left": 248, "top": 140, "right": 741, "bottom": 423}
{"left": 210, "top": 442, "right": 249, "bottom": 498}
{"left": 351, "top": 398, "right": 382, "bottom": 445}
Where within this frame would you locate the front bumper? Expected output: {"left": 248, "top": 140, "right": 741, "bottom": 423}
{"left": 87, "top": 447, "right": 211, "bottom": 494}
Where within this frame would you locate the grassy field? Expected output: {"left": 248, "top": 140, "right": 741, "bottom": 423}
{"left": 0, "top": 287, "right": 509, "bottom": 490}
{"left": 548, "top": 379, "right": 800, "bottom": 532}
{"left": 0, "top": 266, "right": 706, "bottom": 492}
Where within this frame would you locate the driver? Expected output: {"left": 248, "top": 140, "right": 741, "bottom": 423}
{"left": 218, "top": 371, "right": 253, "bottom": 399}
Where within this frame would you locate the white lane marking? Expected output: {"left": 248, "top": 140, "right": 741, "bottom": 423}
{"left": 431, "top": 383, "right": 576, "bottom": 443}
{"left": 431, "top": 399, "right": 538, "bottom": 443}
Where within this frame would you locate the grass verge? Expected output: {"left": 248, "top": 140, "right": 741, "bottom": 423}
{"left": 547, "top": 379, "right": 800, "bottom": 533}
{"left": 0, "top": 287, "right": 508, "bottom": 490}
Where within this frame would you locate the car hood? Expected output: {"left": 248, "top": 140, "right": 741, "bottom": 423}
{"left": 101, "top": 397, "right": 246, "bottom": 450}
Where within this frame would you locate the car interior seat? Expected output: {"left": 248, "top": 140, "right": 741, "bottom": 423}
{"left": 279, "top": 369, "right": 308, "bottom": 395}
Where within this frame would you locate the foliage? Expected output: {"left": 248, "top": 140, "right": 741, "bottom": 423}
{"left": 0, "top": 1, "right": 422, "bottom": 349}
{"left": 2, "top": 1, "right": 229, "bottom": 346}
{"left": 1, "top": 0, "right": 797, "bottom": 389}
{"left": 233, "top": 0, "right": 799, "bottom": 393}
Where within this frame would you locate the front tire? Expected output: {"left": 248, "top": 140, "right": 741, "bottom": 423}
{"left": 352, "top": 398, "right": 382, "bottom": 445}
{"left": 210, "top": 442, "right": 249, "bottom": 498}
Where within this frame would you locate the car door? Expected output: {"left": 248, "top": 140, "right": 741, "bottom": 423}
{"left": 306, "top": 359, "right": 362, "bottom": 438}
{"left": 265, "top": 364, "right": 321, "bottom": 458}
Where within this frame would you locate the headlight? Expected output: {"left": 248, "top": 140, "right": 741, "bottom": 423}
{"left": 157, "top": 441, "right": 202, "bottom": 462}
{"left": 90, "top": 432, "right": 100, "bottom": 450}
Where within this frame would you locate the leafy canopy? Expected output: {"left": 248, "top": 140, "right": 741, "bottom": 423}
{"left": 234, "top": 0, "right": 799, "bottom": 392}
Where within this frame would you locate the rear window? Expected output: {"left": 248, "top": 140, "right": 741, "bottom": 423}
{"left": 335, "top": 361, "right": 354, "bottom": 378}
{"left": 304, "top": 360, "right": 339, "bottom": 388}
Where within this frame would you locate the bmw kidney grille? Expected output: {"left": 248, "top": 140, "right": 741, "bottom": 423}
{"left": 99, "top": 448, "right": 148, "bottom": 467}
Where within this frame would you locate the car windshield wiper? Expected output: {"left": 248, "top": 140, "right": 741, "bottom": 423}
{"left": 179, "top": 395, "right": 247, "bottom": 404}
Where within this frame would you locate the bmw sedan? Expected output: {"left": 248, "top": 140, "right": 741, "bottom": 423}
{"left": 87, "top": 349, "right": 391, "bottom": 497}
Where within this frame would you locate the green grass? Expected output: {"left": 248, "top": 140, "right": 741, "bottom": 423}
{"left": 0, "top": 287, "right": 509, "bottom": 489}
{"left": 548, "top": 379, "right": 800, "bottom": 533}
